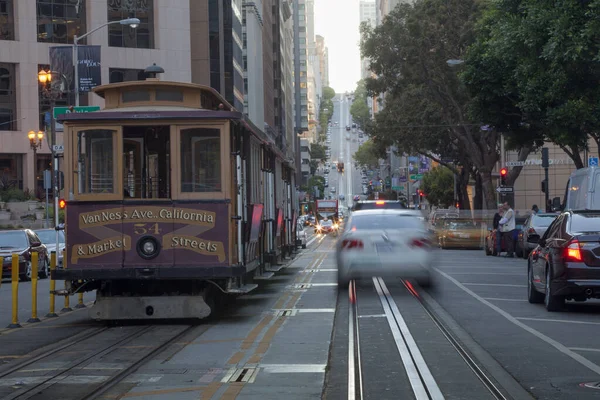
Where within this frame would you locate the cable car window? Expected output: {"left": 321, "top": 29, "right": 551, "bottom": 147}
{"left": 77, "top": 129, "right": 115, "bottom": 194}
{"left": 122, "top": 90, "right": 150, "bottom": 103}
{"left": 155, "top": 88, "right": 183, "bottom": 102}
{"left": 180, "top": 128, "right": 221, "bottom": 192}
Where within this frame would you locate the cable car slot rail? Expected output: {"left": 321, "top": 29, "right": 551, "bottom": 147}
{"left": 0, "top": 324, "right": 202, "bottom": 400}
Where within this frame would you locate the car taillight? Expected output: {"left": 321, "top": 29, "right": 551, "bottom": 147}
{"left": 528, "top": 228, "right": 536, "bottom": 234}
{"left": 565, "top": 240, "right": 583, "bottom": 262}
{"left": 410, "top": 238, "right": 430, "bottom": 248}
{"left": 342, "top": 239, "right": 363, "bottom": 249}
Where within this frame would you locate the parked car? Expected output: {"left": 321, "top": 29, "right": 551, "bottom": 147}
{"left": 528, "top": 210, "right": 600, "bottom": 310}
{"left": 34, "top": 229, "right": 65, "bottom": 266}
{"left": 516, "top": 213, "right": 558, "bottom": 258}
{"left": 484, "top": 216, "right": 528, "bottom": 256}
{"left": 296, "top": 222, "right": 308, "bottom": 249}
{"left": 438, "top": 220, "right": 485, "bottom": 249}
{"left": 0, "top": 229, "right": 49, "bottom": 281}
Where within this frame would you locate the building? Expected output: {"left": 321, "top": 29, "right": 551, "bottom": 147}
{"left": 359, "top": 0, "right": 376, "bottom": 79}
{"left": 292, "top": 0, "right": 309, "bottom": 138}
{"left": 300, "top": 138, "right": 311, "bottom": 182}
{"left": 376, "top": 0, "right": 402, "bottom": 25}
{"left": 315, "top": 35, "right": 329, "bottom": 88}
{"left": 0, "top": 0, "right": 296, "bottom": 197}
{"left": 0, "top": 0, "right": 192, "bottom": 195}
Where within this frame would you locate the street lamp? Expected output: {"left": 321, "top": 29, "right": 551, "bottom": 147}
{"left": 73, "top": 18, "right": 141, "bottom": 106}
{"left": 28, "top": 129, "right": 44, "bottom": 184}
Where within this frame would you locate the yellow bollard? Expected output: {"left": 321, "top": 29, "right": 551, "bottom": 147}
{"left": 75, "top": 289, "right": 86, "bottom": 309}
{"left": 28, "top": 252, "right": 41, "bottom": 323}
{"left": 46, "top": 252, "right": 58, "bottom": 318}
{"left": 61, "top": 249, "right": 72, "bottom": 313}
{"left": 7, "top": 254, "right": 21, "bottom": 328}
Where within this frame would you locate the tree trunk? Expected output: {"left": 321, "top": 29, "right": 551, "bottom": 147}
{"left": 480, "top": 170, "right": 498, "bottom": 210}
{"left": 473, "top": 173, "right": 483, "bottom": 210}
{"left": 458, "top": 167, "right": 470, "bottom": 211}
{"left": 506, "top": 145, "right": 533, "bottom": 186}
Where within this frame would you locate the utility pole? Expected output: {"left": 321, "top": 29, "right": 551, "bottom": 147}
{"left": 542, "top": 147, "right": 549, "bottom": 211}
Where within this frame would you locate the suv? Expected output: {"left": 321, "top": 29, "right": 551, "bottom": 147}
{"left": 352, "top": 200, "right": 408, "bottom": 211}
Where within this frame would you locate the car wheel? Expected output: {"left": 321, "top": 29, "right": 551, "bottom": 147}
{"left": 527, "top": 263, "right": 544, "bottom": 304}
{"left": 544, "top": 267, "right": 564, "bottom": 311}
{"left": 20, "top": 261, "right": 32, "bottom": 282}
{"left": 302, "top": 244, "right": 307, "bottom": 249}
{"left": 39, "top": 257, "right": 49, "bottom": 279}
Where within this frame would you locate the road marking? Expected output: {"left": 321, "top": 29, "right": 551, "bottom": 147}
{"left": 482, "top": 297, "right": 528, "bottom": 302}
{"left": 119, "top": 386, "right": 206, "bottom": 398}
{"left": 436, "top": 268, "right": 600, "bottom": 376}
{"left": 259, "top": 364, "right": 327, "bottom": 373}
{"left": 373, "top": 277, "right": 445, "bottom": 400}
{"left": 300, "top": 268, "right": 338, "bottom": 272}
{"left": 271, "top": 308, "right": 336, "bottom": 313}
{"left": 570, "top": 347, "right": 600, "bottom": 353}
{"left": 448, "top": 272, "right": 523, "bottom": 276}
{"left": 358, "top": 314, "right": 386, "bottom": 318}
{"left": 348, "top": 280, "right": 358, "bottom": 400}
{"left": 462, "top": 283, "right": 527, "bottom": 288}
{"left": 517, "top": 317, "right": 600, "bottom": 326}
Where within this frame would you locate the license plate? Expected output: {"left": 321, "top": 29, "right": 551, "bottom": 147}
{"left": 376, "top": 244, "right": 394, "bottom": 253}
{"left": 459, "top": 234, "right": 471, "bottom": 238}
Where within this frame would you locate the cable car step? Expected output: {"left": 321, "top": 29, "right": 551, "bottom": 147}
{"left": 254, "top": 272, "right": 275, "bottom": 280}
{"left": 265, "top": 265, "right": 283, "bottom": 272}
{"left": 226, "top": 284, "right": 259, "bottom": 294}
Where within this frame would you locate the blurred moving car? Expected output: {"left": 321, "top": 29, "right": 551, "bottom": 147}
{"left": 34, "top": 229, "right": 65, "bottom": 266}
{"left": 336, "top": 210, "right": 434, "bottom": 287}
{"left": 438, "top": 220, "right": 485, "bottom": 249}
{"left": 296, "top": 222, "right": 308, "bottom": 249}
{"left": 315, "top": 219, "right": 338, "bottom": 234}
{"left": 516, "top": 213, "right": 557, "bottom": 259}
{"left": 528, "top": 210, "right": 600, "bottom": 311}
{"left": 0, "top": 229, "right": 49, "bottom": 281}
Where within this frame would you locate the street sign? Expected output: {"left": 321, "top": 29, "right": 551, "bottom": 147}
{"left": 496, "top": 186, "right": 514, "bottom": 193}
{"left": 53, "top": 106, "right": 100, "bottom": 118}
{"left": 52, "top": 144, "right": 64, "bottom": 153}
{"left": 410, "top": 174, "right": 423, "bottom": 180}
{"left": 589, "top": 157, "right": 599, "bottom": 167}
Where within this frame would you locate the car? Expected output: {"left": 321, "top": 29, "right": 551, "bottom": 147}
{"left": 34, "top": 229, "right": 66, "bottom": 266}
{"left": 296, "top": 222, "right": 308, "bottom": 249}
{"left": 336, "top": 210, "right": 435, "bottom": 288}
{"left": 315, "top": 219, "right": 338, "bottom": 234}
{"left": 352, "top": 200, "right": 408, "bottom": 211}
{"left": 528, "top": 210, "right": 600, "bottom": 311}
{"left": 516, "top": 213, "right": 557, "bottom": 258}
{"left": 346, "top": 126, "right": 351, "bottom": 131}
{"left": 0, "top": 229, "right": 49, "bottom": 281}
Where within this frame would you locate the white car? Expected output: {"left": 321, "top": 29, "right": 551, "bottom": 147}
{"left": 335, "top": 209, "right": 435, "bottom": 287}
{"left": 296, "top": 223, "right": 308, "bottom": 249}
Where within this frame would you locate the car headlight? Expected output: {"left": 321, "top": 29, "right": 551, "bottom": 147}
{"left": 136, "top": 236, "right": 161, "bottom": 260}
{"left": 19, "top": 255, "right": 26, "bottom": 263}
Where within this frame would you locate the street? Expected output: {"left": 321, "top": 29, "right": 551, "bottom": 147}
{"left": 1, "top": 236, "right": 600, "bottom": 398}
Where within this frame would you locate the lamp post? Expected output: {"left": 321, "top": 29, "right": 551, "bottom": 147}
{"left": 73, "top": 18, "right": 140, "bottom": 106}
{"left": 28, "top": 130, "right": 46, "bottom": 227}
{"left": 38, "top": 69, "right": 68, "bottom": 257}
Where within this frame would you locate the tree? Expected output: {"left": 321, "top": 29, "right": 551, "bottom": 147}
{"left": 421, "top": 167, "right": 455, "bottom": 208}
{"left": 307, "top": 175, "right": 325, "bottom": 199}
{"left": 360, "top": 0, "right": 502, "bottom": 209}
{"left": 310, "top": 143, "right": 326, "bottom": 161}
{"left": 350, "top": 80, "right": 371, "bottom": 130}
{"left": 353, "top": 140, "right": 381, "bottom": 169}
{"left": 322, "top": 86, "right": 335, "bottom": 101}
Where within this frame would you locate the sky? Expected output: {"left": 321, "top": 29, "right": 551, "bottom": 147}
{"left": 314, "top": 0, "right": 362, "bottom": 93}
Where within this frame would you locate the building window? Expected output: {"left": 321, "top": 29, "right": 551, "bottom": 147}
{"left": 37, "top": 64, "right": 68, "bottom": 132}
{"left": 0, "top": 0, "right": 14, "bottom": 40}
{"left": 109, "top": 68, "right": 146, "bottom": 83}
{"left": 0, "top": 154, "right": 23, "bottom": 190}
{"left": 108, "top": 0, "right": 154, "bottom": 49}
{"left": 0, "top": 63, "right": 17, "bottom": 131}
{"left": 37, "top": 0, "right": 86, "bottom": 44}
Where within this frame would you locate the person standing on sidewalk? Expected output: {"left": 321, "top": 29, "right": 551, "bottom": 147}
{"left": 493, "top": 205, "right": 503, "bottom": 255}
{"left": 499, "top": 202, "right": 516, "bottom": 257}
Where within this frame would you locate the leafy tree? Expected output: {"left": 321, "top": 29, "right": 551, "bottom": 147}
{"left": 360, "top": 0, "right": 502, "bottom": 209}
{"left": 353, "top": 140, "right": 381, "bottom": 169}
{"left": 310, "top": 143, "right": 326, "bottom": 161}
{"left": 308, "top": 175, "right": 325, "bottom": 199}
{"left": 421, "top": 167, "right": 455, "bottom": 208}
{"left": 350, "top": 80, "right": 371, "bottom": 130}
{"left": 322, "top": 86, "right": 335, "bottom": 101}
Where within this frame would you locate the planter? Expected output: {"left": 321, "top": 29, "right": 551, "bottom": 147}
{"left": 27, "top": 201, "right": 39, "bottom": 211}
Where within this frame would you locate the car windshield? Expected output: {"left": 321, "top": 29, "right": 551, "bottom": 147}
{"left": 349, "top": 214, "right": 423, "bottom": 230}
{"left": 0, "top": 231, "right": 28, "bottom": 249}
{"left": 532, "top": 214, "right": 557, "bottom": 227}
{"left": 446, "top": 221, "right": 478, "bottom": 230}
{"left": 570, "top": 213, "right": 600, "bottom": 233}
{"left": 35, "top": 230, "right": 65, "bottom": 244}
{"left": 321, "top": 220, "right": 333, "bottom": 226}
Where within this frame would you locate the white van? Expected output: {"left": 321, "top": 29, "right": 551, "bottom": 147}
{"left": 557, "top": 166, "right": 600, "bottom": 211}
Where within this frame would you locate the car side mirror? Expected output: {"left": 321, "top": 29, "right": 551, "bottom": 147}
{"left": 538, "top": 238, "right": 546, "bottom": 247}
{"left": 31, "top": 242, "right": 42, "bottom": 247}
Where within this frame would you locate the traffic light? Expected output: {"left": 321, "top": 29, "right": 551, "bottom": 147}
{"left": 58, "top": 171, "right": 64, "bottom": 190}
{"left": 304, "top": 204, "right": 308, "bottom": 212}
{"left": 500, "top": 167, "right": 508, "bottom": 185}
{"left": 58, "top": 199, "right": 66, "bottom": 209}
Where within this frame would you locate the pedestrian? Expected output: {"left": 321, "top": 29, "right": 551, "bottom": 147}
{"left": 493, "top": 205, "right": 503, "bottom": 255}
{"left": 531, "top": 204, "right": 539, "bottom": 214}
{"left": 499, "top": 202, "right": 516, "bottom": 257}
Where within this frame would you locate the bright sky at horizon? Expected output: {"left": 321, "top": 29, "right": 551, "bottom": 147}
{"left": 314, "top": 0, "right": 362, "bottom": 93}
